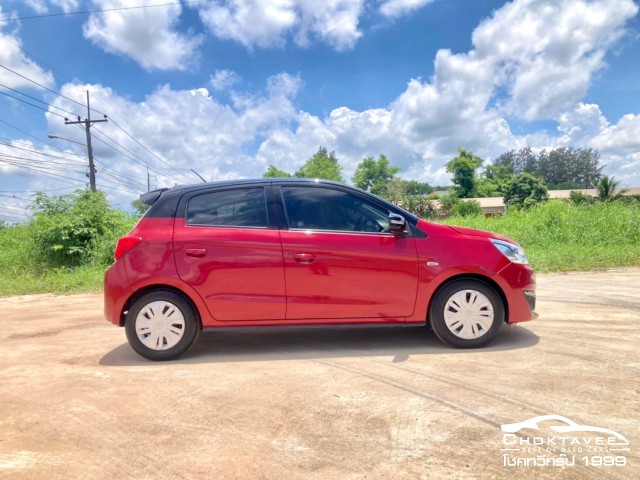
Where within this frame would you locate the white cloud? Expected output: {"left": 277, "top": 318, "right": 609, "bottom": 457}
{"left": 257, "top": 0, "right": 640, "bottom": 185}
{"left": 40, "top": 74, "right": 302, "bottom": 206}
{"left": 0, "top": 9, "right": 54, "bottom": 90}
{"left": 4, "top": 0, "right": 640, "bottom": 217}
{"left": 82, "top": 0, "right": 203, "bottom": 71}
{"left": 195, "top": 0, "right": 364, "bottom": 51}
{"left": 21, "top": 1, "right": 83, "bottom": 14}
{"left": 379, "top": 0, "right": 435, "bottom": 18}
{"left": 210, "top": 69, "right": 241, "bottom": 91}
{"left": 23, "top": 1, "right": 49, "bottom": 14}
{"left": 591, "top": 113, "right": 640, "bottom": 155}
{"left": 472, "top": 0, "right": 639, "bottom": 120}
{"left": 50, "top": 0, "right": 81, "bottom": 12}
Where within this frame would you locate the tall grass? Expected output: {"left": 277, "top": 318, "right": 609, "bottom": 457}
{"left": 1, "top": 200, "right": 639, "bottom": 295}
{"left": 441, "top": 200, "right": 640, "bottom": 272}
{"left": 0, "top": 217, "right": 137, "bottom": 296}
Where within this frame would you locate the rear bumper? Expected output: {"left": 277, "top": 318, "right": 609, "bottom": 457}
{"left": 104, "top": 261, "right": 128, "bottom": 326}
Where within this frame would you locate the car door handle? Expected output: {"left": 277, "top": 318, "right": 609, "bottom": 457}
{"left": 293, "top": 253, "right": 316, "bottom": 263}
{"left": 186, "top": 248, "right": 207, "bottom": 258}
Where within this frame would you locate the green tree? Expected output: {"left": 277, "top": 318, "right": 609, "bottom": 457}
{"left": 131, "top": 199, "right": 149, "bottom": 216}
{"left": 477, "top": 164, "right": 515, "bottom": 197}
{"left": 503, "top": 173, "right": 549, "bottom": 209}
{"left": 29, "top": 190, "right": 133, "bottom": 267}
{"left": 295, "top": 147, "right": 344, "bottom": 182}
{"left": 445, "top": 148, "right": 484, "bottom": 198}
{"left": 597, "top": 175, "right": 626, "bottom": 202}
{"left": 352, "top": 154, "right": 400, "bottom": 197}
{"left": 262, "top": 165, "right": 292, "bottom": 178}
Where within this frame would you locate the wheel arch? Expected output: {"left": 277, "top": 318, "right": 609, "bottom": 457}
{"left": 427, "top": 273, "right": 509, "bottom": 324}
{"left": 119, "top": 284, "right": 203, "bottom": 329}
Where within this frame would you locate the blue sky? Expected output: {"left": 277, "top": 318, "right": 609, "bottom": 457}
{"left": 0, "top": 0, "right": 639, "bottom": 221}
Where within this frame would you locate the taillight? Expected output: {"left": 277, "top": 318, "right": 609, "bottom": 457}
{"left": 114, "top": 235, "right": 142, "bottom": 260}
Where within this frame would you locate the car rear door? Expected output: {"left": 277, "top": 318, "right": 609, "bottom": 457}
{"left": 276, "top": 184, "right": 419, "bottom": 321}
{"left": 173, "top": 185, "right": 286, "bottom": 322}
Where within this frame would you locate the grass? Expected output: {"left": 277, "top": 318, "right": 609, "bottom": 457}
{"left": 1, "top": 200, "right": 639, "bottom": 295}
{"left": 441, "top": 200, "right": 640, "bottom": 272}
{"left": 0, "top": 225, "right": 106, "bottom": 296}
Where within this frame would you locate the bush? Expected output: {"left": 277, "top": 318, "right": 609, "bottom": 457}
{"left": 451, "top": 200, "right": 483, "bottom": 217}
{"left": 568, "top": 191, "right": 595, "bottom": 205}
{"left": 438, "top": 192, "right": 460, "bottom": 216}
{"left": 29, "top": 190, "right": 136, "bottom": 267}
{"left": 400, "top": 195, "right": 439, "bottom": 218}
{"left": 503, "top": 173, "right": 549, "bottom": 209}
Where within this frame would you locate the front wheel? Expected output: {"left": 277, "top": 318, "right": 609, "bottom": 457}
{"left": 429, "top": 280, "right": 505, "bottom": 348}
{"left": 125, "top": 290, "right": 199, "bottom": 361}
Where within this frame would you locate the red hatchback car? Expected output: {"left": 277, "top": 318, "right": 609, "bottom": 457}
{"left": 105, "top": 179, "right": 537, "bottom": 360}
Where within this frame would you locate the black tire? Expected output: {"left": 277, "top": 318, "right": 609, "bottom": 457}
{"left": 429, "top": 279, "right": 505, "bottom": 349}
{"left": 125, "top": 290, "right": 199, "bottom": 361}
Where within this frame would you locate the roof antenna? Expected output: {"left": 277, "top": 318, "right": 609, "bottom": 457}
{"left": 190, "top": 169, "right": 207, "bottom": 183}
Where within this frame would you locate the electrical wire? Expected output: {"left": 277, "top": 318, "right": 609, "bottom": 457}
{"left": 1, "top": 61, "right": 197, "bottom": 188}
{"left": 0, "top": 140, "right": 86, "bottom": 164}
{"left": 0, "top": 1, "right": 213, "bottom": 23}
{"left": 107, "top": 118, "right": 197, "bottom": 183}
{"left": 0, "top": 90, "right": 67, "bottom": 118}
{"left": 91, "top": 126, "right": 185, "bottom": 183}
{"left": 0, "top": 185, "right": 84, "bottom": 193}
{"left": 0, "top": 81, "right": 81, "bottom": 118}
{"left": 0, "top": 118, "right": 87, "bottom": 160}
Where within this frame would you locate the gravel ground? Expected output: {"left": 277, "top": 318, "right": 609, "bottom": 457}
{"left": 0, "top": 269, "right": 638, "bottom": 479}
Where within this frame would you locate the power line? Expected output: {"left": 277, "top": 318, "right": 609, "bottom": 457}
{"left": 0, "top": 185, "right": 84, "bottom": 193}
{"left": 0, "top": 1, "right": 213, "bottom": 23}
{"left": 0, "top": 193, "right": 32, "bottom": 202}
{"left": 0, "top": 81, "right": 81, "bottom": 117}
{"left": 0, "top": 63, "right": 106, "bottom": 117}
{"left": 0, "top": 140, "right": 86, "bottom": 164}
{"left": 0, "top": 118, "right": 86, "bottom": 159}
{"left": 108, "top": 118, "right": 197, "bottom": 183}
{"left": 91, "top": 126, "right": 185, "bottom": 183}
{"left": 0, "top": 90, "right": 67, "bottom": 118}
{"left": 0, "top": 157, "right": 86, "bottom": 185}
{"left": 1, "top": 62, "right": 196, "bottom": 188}
{"left": 0, "top": 155, "right": 86, "bottom": 174}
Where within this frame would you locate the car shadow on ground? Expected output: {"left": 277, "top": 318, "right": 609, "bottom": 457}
{"left": 99, "top": 324, "right": 539, "bottom": 367}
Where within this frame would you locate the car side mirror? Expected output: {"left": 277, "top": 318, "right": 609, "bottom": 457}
{"left": 389, "top": 213, "right": 407, "bottom": 236}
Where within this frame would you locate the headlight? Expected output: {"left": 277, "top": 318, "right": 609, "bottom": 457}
{"left": 490, "top": 238, "right": 528, "bottom": 264}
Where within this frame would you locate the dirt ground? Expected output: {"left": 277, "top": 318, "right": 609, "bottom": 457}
{"left": 0, "top": 269, "right": 638, "bottom": 479}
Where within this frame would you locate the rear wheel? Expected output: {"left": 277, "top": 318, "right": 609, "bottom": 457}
{"left": 430, "top": 279, "right": 504, "bottom": 348}
{"left": 125, "top": 290, "right": 199, "bottom": 361}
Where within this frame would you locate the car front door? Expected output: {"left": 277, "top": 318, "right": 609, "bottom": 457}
{"left": 174, "top": 186, "right": 286, "bottom": 322}
{"left": 277, "top": 185, "right": 419, "bottom": 321}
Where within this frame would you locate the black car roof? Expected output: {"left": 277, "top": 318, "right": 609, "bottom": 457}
{"left": 142, "top": 178, "right": 357, "bottom": 205}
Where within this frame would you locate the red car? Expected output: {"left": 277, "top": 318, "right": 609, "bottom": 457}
{"left": 104, "top": 179, "right": 537, "bottom": 360}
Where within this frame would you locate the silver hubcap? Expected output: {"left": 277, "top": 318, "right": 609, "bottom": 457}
{"left": 443, "top": 289, "right": 494, "bottom": 339}
{"left": 136, "top": 301, "right": 186, "bottom": 351}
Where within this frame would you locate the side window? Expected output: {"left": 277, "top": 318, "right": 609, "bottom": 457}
{"left": 281, "top": 187, "right": 390, "bottom": 233}
{"left": 187, "top": 188, "right": 268, "bottom": 228}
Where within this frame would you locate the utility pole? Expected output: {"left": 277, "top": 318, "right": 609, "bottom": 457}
{"left": 146, "top": 167, "right": 157, "bottom": 192}
{"left": 64, "top": 91, "right": 108, "bottom": 192}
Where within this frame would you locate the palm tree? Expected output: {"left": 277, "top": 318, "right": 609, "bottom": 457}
{"left": 597, "top": 176, "right": 626, "bottom": 201}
